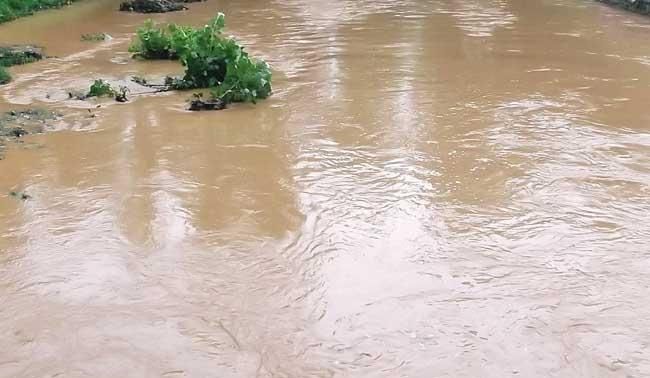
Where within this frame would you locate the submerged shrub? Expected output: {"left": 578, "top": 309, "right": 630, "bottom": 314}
{"left": 129, "top": 13, "right": 272, "bottom": 105}
{"left": 0, "top": 45, "right": 44, "bottom": 67}
{"left": 87, "top": 79, "right": 115, "bottom": 97}
{"left": 0, "top": 66, "right": 10, "bottom": 84}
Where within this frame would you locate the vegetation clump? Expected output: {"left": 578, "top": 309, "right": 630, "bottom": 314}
{"left": 69, "top": 80, "right": 129, "bottom": 102}
{"left": 129, "top": 13, "right": 272, "bottom": 107}
{"left": 0, "top": 0, "right": 78, "bottom": 23}
{"left": 0, "top": 45, "right": 44, "bottom": 85}
{"left": 0, "top": 66, "right": 10, "bottom": 84}
{"left": 88, "top": 79, "right": 116, "bottom": 97}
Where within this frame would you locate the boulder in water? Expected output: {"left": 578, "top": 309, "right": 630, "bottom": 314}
{"left": 188, "top": 98, "right": 226, "bottom": 111}
{"left": 119, "top": 0, "right": 186, "bottom": 13}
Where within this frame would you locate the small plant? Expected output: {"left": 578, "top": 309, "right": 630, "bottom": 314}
{"left": 128, "top": 20, "right": 176, "bottom": 59}
{"left": 87, "top": 79, "right": 115, "bottom": 97}
{"left": 0, "top": 66, "right": 10, "bottom": 85}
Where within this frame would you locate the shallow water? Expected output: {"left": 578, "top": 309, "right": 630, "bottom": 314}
{"left": 1, "top": 0, "right": 650, "bottom": 376}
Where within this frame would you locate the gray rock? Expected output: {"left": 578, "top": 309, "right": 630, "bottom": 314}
{"left": 0, "top": 45, "right": 44, "bottom": 67}
{"left": 119, "top": 0, "right": 186, "bottom": 13}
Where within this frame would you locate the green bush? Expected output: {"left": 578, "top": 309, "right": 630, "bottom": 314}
{"left": 0, "top": 66, "right": 10, "bottom": 84}
{"left": 87, "top": 79, "right": 115, "bottom": 97}
{"left": 211, "top": 57, "right": 272, "bottom": 104}
{"left": 129, "top": 13, "right": 272, "bottom": 105}
{"left": 129, "top": 20, "right": 176, "bottom": 59}
{"left": 0, "top": 0, "right": 78, "bottom": 24}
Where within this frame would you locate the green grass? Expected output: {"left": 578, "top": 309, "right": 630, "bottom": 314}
{"left": 0, "top": 0, "right": 78, "bottom": 24}
{"left": 0, "top": 66, "right": 10, "bottom": 84}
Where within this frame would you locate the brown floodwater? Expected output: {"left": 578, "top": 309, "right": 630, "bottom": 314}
{"left": 1, "top": 0, "right": 650, "bottom": 376}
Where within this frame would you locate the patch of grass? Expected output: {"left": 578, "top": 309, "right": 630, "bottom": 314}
{"left": 0, "top": 0, "right": 79, "bottom": 24}
{"left": 0, "top": 66, "right": 10, "bottom": 84}
{"left": 83, "top": 80, "right": 129, "bottom": 102}
{"left": 129, "top": 13, "right": 272, "bottom": 105}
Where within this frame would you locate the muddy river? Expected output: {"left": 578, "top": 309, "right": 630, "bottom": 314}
{"left": 1, "top": 0, "right": 650, "bottom": 376}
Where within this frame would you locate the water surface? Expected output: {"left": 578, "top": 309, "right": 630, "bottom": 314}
{"left": 1, "top": 0, "right": 650, "bottom": 376}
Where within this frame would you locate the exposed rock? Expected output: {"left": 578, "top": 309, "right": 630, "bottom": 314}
{"left": 597, "top": 0, "right": 650, "bottom": 14}
{"left": 0, "top": 45, "right": 44, "bottom": 67}
{"left": 119, "top": 0, "right": 186, "bottom": 13}
{"left": 189, "top": 98, "right": 227, "bottom": 111}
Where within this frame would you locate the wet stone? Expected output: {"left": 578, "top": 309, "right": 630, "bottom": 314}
{"left": 119, "top": 0, "right": 187, "bottom": 13}
{"left": 188, "top": 98, "right": 227, "bottom": 111}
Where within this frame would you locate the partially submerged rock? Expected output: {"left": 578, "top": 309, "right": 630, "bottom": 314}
{"left": 597, "top": 0, "right": 650, "bottom": 14}
{"left": 0, "top": 45, "right": 44, "bottom": 67}
{"left": 119, "top": 0, "right": 186, "bottom": 13}
{"left": 189, "top": 98, "right": 226, "bottom": 111}
{"left": 0, "top": 108, "right": 61, "bottom": 159}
